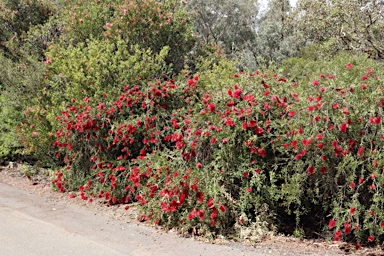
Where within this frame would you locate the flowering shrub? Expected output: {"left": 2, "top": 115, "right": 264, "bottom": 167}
{"left": 51, "top": 57, "right": 384, "bottom": 245}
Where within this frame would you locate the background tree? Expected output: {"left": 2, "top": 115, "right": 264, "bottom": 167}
{"left": 252, "top": 0, "right": 304, "bottom": 67}
{"left": 186, "top": 0, "right": 260, "bottom": 69}
{"left": 289, "top": 0, "right": 384, "bottom": 59}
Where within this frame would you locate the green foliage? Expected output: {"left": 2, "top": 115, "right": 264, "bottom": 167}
{"left": 0, "top": 0, "right": 57, "bottom": 161}
{"left": 45, "top": 38, "right": 171, "bottom": 106}
{"left": 57, "top": 0, "right": 195, "bottom": 73}
{"left": 0, "top": 0, "right": 55, "bottom": 57}
{"left": 290, "top": 0, "right": 384, "bottom": 59}
{"left": 280, "top": 50, "right": 383, "bottom": 83}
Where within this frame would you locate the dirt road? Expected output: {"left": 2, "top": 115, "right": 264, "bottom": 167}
{"left": 0, "top": 168, "right": 352, "bottom": 256}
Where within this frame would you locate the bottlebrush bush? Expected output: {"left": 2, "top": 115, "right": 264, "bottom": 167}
{"left": 52, "top": 60, "right": 384, "bottom": 245}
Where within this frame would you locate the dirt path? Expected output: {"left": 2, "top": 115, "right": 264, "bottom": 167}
{"left": 0, "top": 166, "right": 376, "bottom": 256}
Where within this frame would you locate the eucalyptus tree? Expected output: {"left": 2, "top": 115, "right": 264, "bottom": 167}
{"left": 186, "top": 0, "right": 260, "bottom": 69}
{"left": 253, "top": 0, "right": 304, "bottom": 66}
{"left": 290, "top": 0, "right": 384, "bottom": 59}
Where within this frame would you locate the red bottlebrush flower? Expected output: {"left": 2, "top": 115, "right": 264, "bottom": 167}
{"left": 368, "top": 235, "right": 375, "bottom": 242}
{"left": 307, "top": 166, "right": 315, "bottom": 176}
{"left": 350, "top": 207, "right": 356, "bottom": 215}
{"left": 371, "top": 173, "right": 376, "bottom": 179}
{"left": 219, "top": 205, "right": 226, "bottom": 213}
{"left": 328, "top": 219, "right": 336, "bottom": 229}
{"left": 196, "top": 162, "right": 202, "bottom": 169}
{"left": 380, "top": 222, "right": 384, "bottom": 230}
{"left": 191, "top": 183, "right": 198, "bottom": 192}
{"left": 246, "top": 187, "right": 252, "bottom": 193}
{"left": 355, "top": 243, "right": 361, "bottom": 250}
{"left": 242, "top": 122, "right": 248, "bottom": 130}
{"left": 357, "top": 146, "right": 365, "bottom": 157}
{"left": 243, "top": 172, "right": 249, "bottom": 178}
{"left": 255, "top": 169, "right": 261, "bottom": 174}
{"left": 207, "top": 198, "right": 214, "bottom": 209}
{"left": 312, "top": 80, "right": 319, "bottom": 86}
{"left": 334, "top": 231, "right": 342, "bottom": 241}
{"left": 69, "top": 193, "right": 75, "bottom": 198}
{"left": 349, "top": 182, "right": 355, "bottom": 189}
{"left": 198, "top": 209, "right": 205, "bottom": 221}
{"left": 369, "top": 116, "right": 381, "bottom": 125}
{"left": 225, "top": 118, "right": 236, "bottom": 126}
{"left": 208, "top": 103, "right": 216, "bottom": 112}
{"left": 333, "top": 103, "right": 339, "bottom": 109}
{"left": 346, "top": 63, "right": 353, "bottom": 70}
{"left": 124, "top": 205, "right": 130, "bottom": 210}
{"left": 369, "top": 184, "right": 375, "bottom": 190}
{"left": 308, "top": 105, "right": 315, "bottom": 111}
{"left": 321, "top": 155, "right": 327, "bottom": 161}
{"left": 227, "top": 89, "right": 233, "bottom": 97}
{"left": 358, "top": 177, "right": 364, "bottom": 184}
{"left": 197, "top": 191, "right": 204, "bottom": 204}
{"left": 222, "top": 138, "right": 228, "bottom": 144}
{"left": 233, "top": 89, "right": 242, "bottom": 99}
{"left": 361, "top": 75, "right": 368, "bottom": 81}
{"left": 288, "top": 111, "right": 295, "bottom": 117}
{"left": 319, "top": 74, "right": 325, "bottom": 79}
{"left": 320, "top": 167, "right": 327, "bottom": 174}
{"left": 316, "top": 134, "right": 323, "bottom": 140}
{"left": 344, "top": 223, "right": 351, "bottom": 234}
{"left": 187, "top": 213, "right": 194, "bottom": 220}
{"left": 302, "top": 138, "right": 312, "bottom": 147}
{"left": 210, "top": 137, "right": 217, "bottom": 144}
{"left": 248, "top": 120, "right": 257, "bottom": 127}
{"left": 360, "top": 84, "right": 368, "bottom": 90}
{"left": 339, "top": 123, "right": 347, "bottom": 132}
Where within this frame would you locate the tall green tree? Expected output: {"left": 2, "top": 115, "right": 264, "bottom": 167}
{"left": 186, "top": 0, "right": 260, "bottom": 69}
{"left": 290, "top": 0, "right": 384, "bottom": 59}
{"left": 252, "top": 0, "right": 303, "bottom": 66}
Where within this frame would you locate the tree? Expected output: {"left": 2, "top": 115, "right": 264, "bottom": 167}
{"left": 186, "top": 0, "right": 260, "bottom": 69}
{"left": 290, "top": 0, "right": 384, "bottom": 59}
{"left": 252, "top": 0, "right": 304, "bottom": 66}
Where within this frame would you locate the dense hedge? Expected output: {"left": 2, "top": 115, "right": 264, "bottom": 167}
{"left": 49, "top": 54, "right": 384, "bottom": 246}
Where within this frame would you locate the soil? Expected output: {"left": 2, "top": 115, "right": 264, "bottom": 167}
{"left": 1, "top": 164, "right": 383, "bottom": 256}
